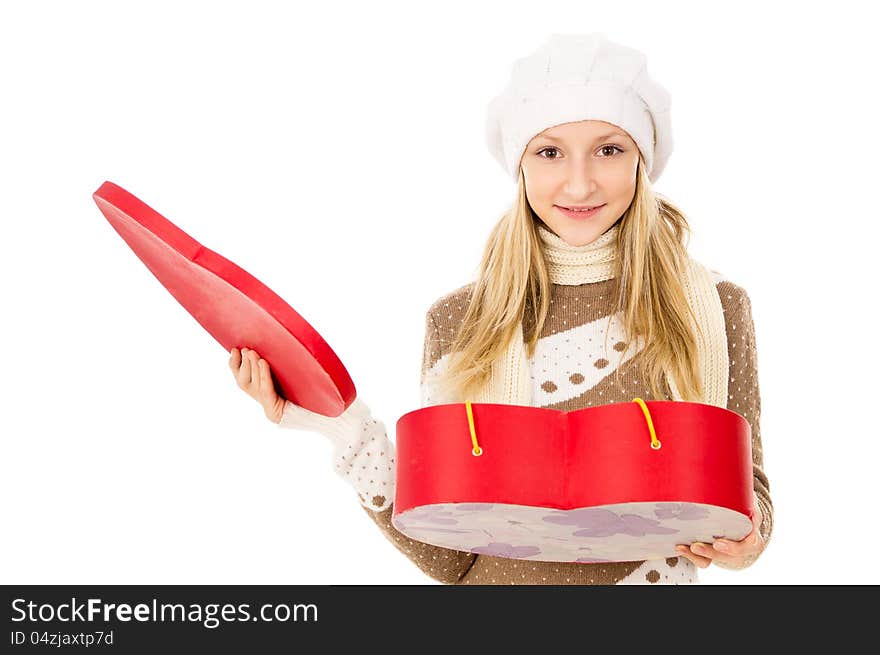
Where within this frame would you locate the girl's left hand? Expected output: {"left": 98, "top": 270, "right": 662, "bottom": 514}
{"left": 675, "top": 494, "right": 765, "bottom": 570}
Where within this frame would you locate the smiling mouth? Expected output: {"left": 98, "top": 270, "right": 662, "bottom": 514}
{"left": 557, "top": 204, "right": 605, "bottom": 211}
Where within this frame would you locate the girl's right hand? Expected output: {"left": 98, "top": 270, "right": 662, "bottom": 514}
{"left": 229, "top": 347, "right": 287, "bottom": 424}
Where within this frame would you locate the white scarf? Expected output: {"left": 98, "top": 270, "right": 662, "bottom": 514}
{"left": 467, "top": 222, "right": 729, "bottom": 408}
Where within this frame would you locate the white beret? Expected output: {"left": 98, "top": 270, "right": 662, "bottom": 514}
{"left": 485, "top": 32, "right": 673, "bottom": 184}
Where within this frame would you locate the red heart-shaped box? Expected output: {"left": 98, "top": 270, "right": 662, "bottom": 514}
{"left": 92, "top": 181, "right": 356, "bottom": 417}
{"left": 393, "top": 400, "right": 754, "bottom": 562}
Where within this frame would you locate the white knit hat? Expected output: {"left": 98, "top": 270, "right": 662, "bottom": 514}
{"left": 485, "top": 33, "right": 674, "bottom": 184}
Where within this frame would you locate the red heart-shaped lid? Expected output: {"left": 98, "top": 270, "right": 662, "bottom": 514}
{"left": 93, "top": 180, "right": 356, "bottom": 417}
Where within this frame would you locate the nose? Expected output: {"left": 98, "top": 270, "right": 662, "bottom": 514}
{"left": 562, "top": 168, "right": 598, "bottom": 197}
{"left": 560, "top": 156, "right": 599, "bottom": 194}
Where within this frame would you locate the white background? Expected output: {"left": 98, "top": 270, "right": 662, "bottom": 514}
{"left": 2, "top": 0, "right": 877, "bottom": 585}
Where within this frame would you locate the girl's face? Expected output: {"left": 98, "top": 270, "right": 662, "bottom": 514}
{"left": 520, "top": 119, "right": 640, "bottom": 247}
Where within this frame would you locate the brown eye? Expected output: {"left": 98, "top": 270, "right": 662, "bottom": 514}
{"left": 537, "top": 145, "right": 624, "bottom": 159}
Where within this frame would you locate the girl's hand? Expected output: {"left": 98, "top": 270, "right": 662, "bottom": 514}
{"left": 228, "top": 347, "right": 286, "bottom": 424}
{"left": 675, "top": 495, "right": 766, "bottom": 570}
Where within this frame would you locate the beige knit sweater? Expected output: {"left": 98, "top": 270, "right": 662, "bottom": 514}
{"left": 277, "top": 274, "right": 773, "bottom": 585}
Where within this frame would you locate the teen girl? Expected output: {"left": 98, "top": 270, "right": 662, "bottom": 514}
{"left": 228, "top": 33, "right": 772, "bottom": 584}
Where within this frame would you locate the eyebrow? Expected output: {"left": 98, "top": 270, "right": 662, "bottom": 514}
{"left": 536, "top": 131, "right": 627, "bottom": 143}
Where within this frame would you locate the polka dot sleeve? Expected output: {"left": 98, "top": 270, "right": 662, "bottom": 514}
{"left": 277, "top": 397, "right": 396, "bottom": 512}
{"left": 273, "top": 305, "right": 480, "bottom": 583}
{"left": 354, "top": 307, "right": 479, "bottom": 584}
{"left": 724, "top": 287, "right": 774, "bottom": 548}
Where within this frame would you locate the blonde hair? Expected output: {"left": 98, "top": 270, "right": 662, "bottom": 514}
{"left": 436, "top": 156, "right": 704, "bottom": 404}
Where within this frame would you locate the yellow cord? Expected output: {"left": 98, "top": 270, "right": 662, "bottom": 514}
{"left": 632, "top": 397, "right": 662, "bottom": 449}
{"left": 465, "top": 401, "right": 483, "bottom": 456}
{"left": 464, "top": 398, "right": 658, "bottom": 455}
